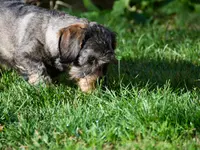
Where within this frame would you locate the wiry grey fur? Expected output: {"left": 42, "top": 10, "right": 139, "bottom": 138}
{"left": 0, "top": 0, "right": 116, "bottom": 91}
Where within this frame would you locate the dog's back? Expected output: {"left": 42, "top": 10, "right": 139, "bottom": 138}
{"left": 0, "top": 1, "right": 40, "bottom": 65}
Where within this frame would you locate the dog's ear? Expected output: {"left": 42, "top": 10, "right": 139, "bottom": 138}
{"left": 59, "top": 23, "right": 87, "bottom": 63}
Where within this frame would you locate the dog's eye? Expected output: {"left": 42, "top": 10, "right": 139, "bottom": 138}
{"left": 88, "top": 56, "right": 96, "bottom": 64}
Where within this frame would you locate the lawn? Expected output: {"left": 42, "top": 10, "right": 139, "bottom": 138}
{"left": 1, "top": 11, "right": 200, "bottom": 149}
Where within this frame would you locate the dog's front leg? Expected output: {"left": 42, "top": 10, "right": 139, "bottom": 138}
{"left": 14, "top": 44, "right": 51, "bottom": 85}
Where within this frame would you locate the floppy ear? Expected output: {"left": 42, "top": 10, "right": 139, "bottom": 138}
{"left": 59, "top": 23, "right": 87, "bottom": 63}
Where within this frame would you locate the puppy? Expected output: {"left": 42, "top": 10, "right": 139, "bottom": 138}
{"left": 0, "top": 0, "right": 116, "bottom": 92}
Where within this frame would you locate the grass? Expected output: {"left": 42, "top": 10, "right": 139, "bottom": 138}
{"left": 1, "top": 11, "right": 200, "bottom": 149}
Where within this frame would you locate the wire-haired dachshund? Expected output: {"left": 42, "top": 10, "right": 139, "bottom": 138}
{"left": 0, "top": 0, "right": 116, "bottom": 92}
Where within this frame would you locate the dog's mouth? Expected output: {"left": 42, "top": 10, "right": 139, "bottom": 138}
{"left": 76, "top": 74, "right": 99, "bottom": 92}
{"left": 68, "top": 65, "right": 103, "bottom": 92}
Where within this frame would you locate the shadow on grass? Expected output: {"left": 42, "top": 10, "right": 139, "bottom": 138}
{"left": 107, "top": 58, "right": 200, "bottom": 91}
{"left": 43, "top": 58, "right": 200, "bottom": 91}
{"left": 1, "top": 58, "right": 200, "bottom": 91}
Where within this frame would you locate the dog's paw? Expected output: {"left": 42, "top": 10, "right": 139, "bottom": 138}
{"left": 28, "top": 74, "right": 52, "bottom": 85}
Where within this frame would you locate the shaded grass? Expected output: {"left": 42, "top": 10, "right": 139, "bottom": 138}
{"left": 1, "top": 11, "right": 200, "bottom": 149}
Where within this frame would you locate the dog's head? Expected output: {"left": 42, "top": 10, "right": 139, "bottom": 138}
{"left": 59, "top": 22, "right": 116, "bottom": 92}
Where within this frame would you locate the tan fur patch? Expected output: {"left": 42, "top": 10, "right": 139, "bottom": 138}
{"left": 77, "top": 74, "right": 98, "bottom": 93}
{"left": 57, "top": 23, "right": 88, "bottom": 38}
